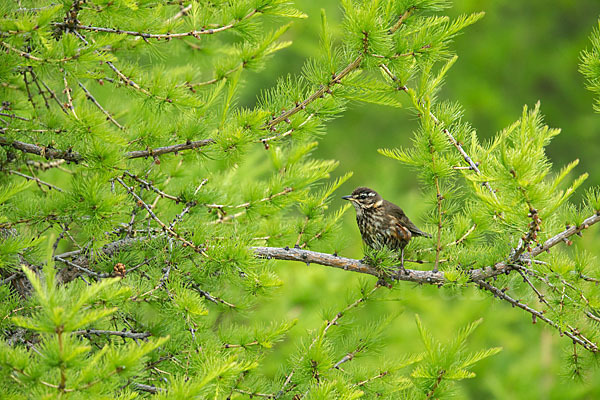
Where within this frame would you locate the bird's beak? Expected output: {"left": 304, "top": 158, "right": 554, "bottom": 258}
{"left": 342, "top": 195, "right": 353, "bottom": 201}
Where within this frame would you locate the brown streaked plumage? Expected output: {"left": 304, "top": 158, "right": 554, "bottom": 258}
{"left": 342, "top": 186, "right": 431, "bottom": 274}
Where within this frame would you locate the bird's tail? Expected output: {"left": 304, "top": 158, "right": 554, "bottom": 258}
{"left": 412, "top": 228, "right": 432, "bottom": 238}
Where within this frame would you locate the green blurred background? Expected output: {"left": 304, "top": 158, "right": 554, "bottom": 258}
{"left": 234, "top": 1, "right": 600, "bottom": 399}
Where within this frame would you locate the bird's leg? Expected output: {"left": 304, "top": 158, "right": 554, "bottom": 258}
{"left": 397, "top": 248, "right": 406, "bottom": 279}
{"left": 401, "top": 248, "right": 405, "bottom": 270}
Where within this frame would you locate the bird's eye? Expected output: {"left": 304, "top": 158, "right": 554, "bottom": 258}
{"left": 359, "top": 193, "right": 367, "bottom": 199}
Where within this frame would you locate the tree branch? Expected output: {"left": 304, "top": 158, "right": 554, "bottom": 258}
{"left": 78, "top": 81, "right": 124, "bottom": 130}
{"left": 126, "top": 139, "right": 217, "bottom": 159}
{"left": 253, "top": 212, "right": 600, "bottom": 284}
{"left": 0, "top": 137, "right": 214, "bottom": 162}
{"left": 53, "top": 9, "right": 259, "bottom": 40}
{"left": 427, "top": 111, "right": 499, "bottom": 201}
{"left": 475, "top": 279, "right": 597, "bottom": 352}
{"left": 0, "top": 137, "right": 83, "bottom": 162}
{"left": 8, "top": 169, "right": 64, "bottom": 192}
{"left": 276, "top": 285, "right": 380, "bottom": 398}
{"left": 133, "top": 383, "right": 162, "bottom": 393}
{"left": 72, "top": 329, "right": 151, "bottom": 340}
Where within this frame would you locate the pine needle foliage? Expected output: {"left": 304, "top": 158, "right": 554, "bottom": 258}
{"left": 580, "top": 18, "right": 600, "bottom": 112}
{"left": 1, "top": 0, "right": 600, "bottom": 398}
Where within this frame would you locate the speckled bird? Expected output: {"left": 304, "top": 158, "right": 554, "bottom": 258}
{"left": 343, "top": 187, "right": 431, "bottom": 273}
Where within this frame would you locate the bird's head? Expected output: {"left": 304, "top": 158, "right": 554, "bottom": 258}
{"left": 342, "top": 187, "right": 383, "bottom": 210}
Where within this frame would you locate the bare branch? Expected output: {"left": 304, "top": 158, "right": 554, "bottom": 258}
{"left": 125, "top": 139, "right": 215, "bottom": 159}
{"left": 253, "top": 212, "right": 600, "bottom": 284}
{"left": 475, "top": 279, "right": 597, "bottom": 352}
{"left": 62, "top": 70, "right": 77, "bottom": 119}
{"left": 53, "top": 9, "right": 259, "bottom": 40}
{"left": 133, "top": 383, "right": 162, "bottom": 393}
{"left": 54, "top": 256, "right": 109, "bottom": 278}
{"left": 530, "top": 213, "right": 600, "bottom": 256}
{"left": 253, "top": 246, "right": 457, "bottom": 284}
{"left": 0, "top": 136, "right": 214, "bottom": 162}
{"left": 425, "top": 369, "right": 446, "bottom": 400}
{"left": 72, "top": 329, "right": 151, "bottom": 340}
{"left": 0, "top": 136, "right": 83, "bottom": 162}
{"left": 0, "top": 112, "right": 29, "bottom": 121}
{"left": 32, "top": 70, "right": 69, "bottom": 114}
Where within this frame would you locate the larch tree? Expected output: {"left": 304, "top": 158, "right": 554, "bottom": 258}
{"left": 0, "top": 1, "right": 599, "bottom": 398}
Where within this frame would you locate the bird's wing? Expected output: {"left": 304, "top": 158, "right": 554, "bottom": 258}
{"left": 386, "top": 201, "right": 432, "bottom": 238}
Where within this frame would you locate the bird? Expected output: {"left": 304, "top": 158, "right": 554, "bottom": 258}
{"left": 342, "top": 186, "right": 431, "bottom": 276}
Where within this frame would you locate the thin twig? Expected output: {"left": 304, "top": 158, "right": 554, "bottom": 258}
{"left": 125, "top": 139, "right": 215, "bottom": 159}
{"left": 333, "top": 343, "right": 366, "bottom": 369}
{"left": 62, "top": 70, "right": 77, "bottom": 119}
{"left": 259, "top": 114, "right": 315, "bottom": 145}
{"left": 210, "top": 187, "right": 293, "bottom": 224}
{"left": 54, "top": 9, "right": 259, "bottom": 40}
{"left": 8, "top": 169, "right": 64, "bottom": 192}
{"left": 31, "top": 70, "right": 69, "bottom": 114}
{"left": 168, "top": 4, "right": 192, "bottom": 22}
{"left": 133, "top": 383, "right": 162, "bottom": 393}
{"left": 352, "top": 371, "right": 389, "bottom": 387}
{"left": 425, "top": 369, "right": 446, "bottom": 400}
{"left": 184, "top": 64, "right": 243, "bottom": 88}
{"left": 133, "top": 263, "right": 173, "bottom": 301}
{"left": 276, "top": 285, "right": 380, "bottom": 398}
{"left": 428, "top": 111, "right": 498, "bottom": 201}
{"left": 449, "top": 223, "right": 477, "bottom": 247}
{"left": 0, "top": 273, "right": 22, "bottom": 287}
{"left": 389, "top": 6, "right": 416, "bottom": 34}
{"left": 78, "top": 81, "right": 124, "bottom": 129}
{"left": 189, "top": 282, "right": 236, "bottom": 308}
{"left": 379, "top": 63, "right": 407, "bottom": 91}
{"left": 0, "top": 40, "right": 77, "bottom": 63}
{"left": 22, "top": 69, "right": 37, "bottom": 111}
{"left": 264, "top": 55, "right": 362, "bottom": 130}
{"left": 223, "top": 341, "right": 259, "bottom": 349}
{"left": 124, "top": 171, "right": 181, "bottom": 202}
{"left": 432, "top": 146, "right": 443, "bottom": 273}
{"left": 26, "top": 159, "right": 68, "bottom": 172}
{"left": 475, "top": 279, "right": 597, "bottom": 352}
{"left": 116, "top": 177, "right": 204, "bottom": 253}
{"left": 54, "top": 256, "right": 109, "bottom": 278}
{"left": 0, "top": 112, "right": 29, "bottom": 121}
